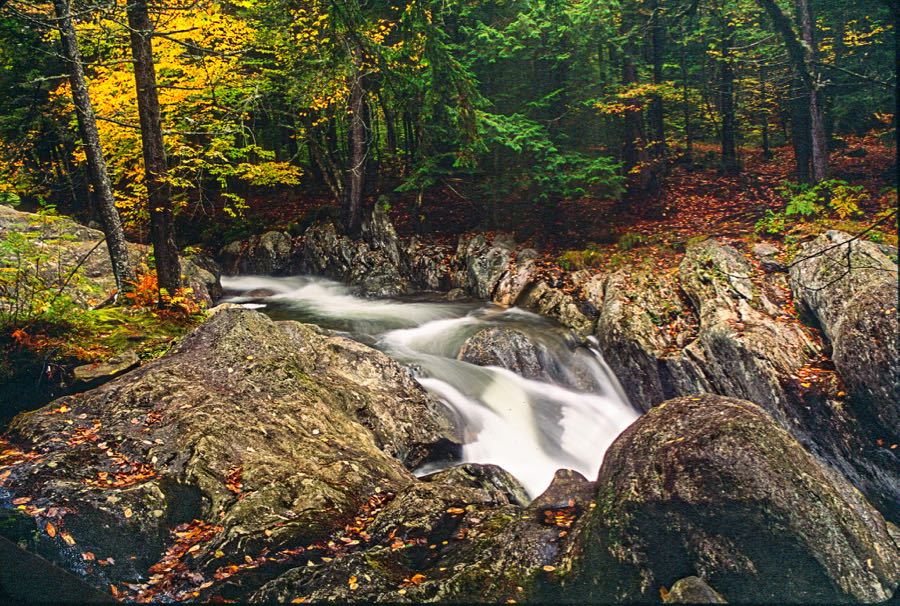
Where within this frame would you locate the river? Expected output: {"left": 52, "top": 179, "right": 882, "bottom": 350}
{"left": 221, "top": 275, "right": 640, "bottom": 498}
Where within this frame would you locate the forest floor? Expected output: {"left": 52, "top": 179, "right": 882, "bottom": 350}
{"left": 238, "top": 135, "right": 896, "bottom": 277}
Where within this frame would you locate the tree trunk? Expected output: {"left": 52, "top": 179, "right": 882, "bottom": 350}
{"left": 679, "top": 22, "right": 693, "bottom": 164}
{"left": 342, "top": 51, "right": 367, "bottom": 236}
{"left": 791, "top": 82, "right": 813, "bottom": 182}
{"left": 647, "top": 0, "right": 667, "bottom": 164}
{"left": 760, "top": 64, "right": 773, "bottom": 159}
{"left": 52, "top": 0, "right": 135, "bottom": 292}
{"left": 719, "top": 21, "right": 739, "bottom": 174}
{"left": 795, "top": 0, "right": 828, "bottom": 181}
{"left": 758, "top": 0, "right": 828, "bottom": 182}
{"left": 126, "top": 0, "right": 181, "bottom": 301}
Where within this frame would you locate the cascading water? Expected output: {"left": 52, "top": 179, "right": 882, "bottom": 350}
{"left": 221, "top": 275, "right": 640, "bottom": 497}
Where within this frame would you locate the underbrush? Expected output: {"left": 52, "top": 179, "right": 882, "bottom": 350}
{"left": 1, "top": 208, "right": 204, "bottom": 421}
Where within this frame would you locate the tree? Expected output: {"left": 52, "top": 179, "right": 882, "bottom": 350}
{"left": 758, "top": 0, "right": 828, "bottom": 182}
{"left": 52, "top": 0, "right": 135, "bottom": 292}
{"left": 126, "top": 0, "right": 181, "bottom": 300}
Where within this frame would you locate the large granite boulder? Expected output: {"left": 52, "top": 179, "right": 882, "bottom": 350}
{"left": 218, "top": 230, "right": 294, "bottom": 276}
{"left": 789, "top": 230, "right": 899, "bottom": 441}
{"left": 577, "top": 394, "right": 899, "bottom": 603}
{"left": 0, "top": 307, "right": 459, "bottom": 600}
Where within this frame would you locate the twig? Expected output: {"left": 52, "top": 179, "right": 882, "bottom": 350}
{"left": 47, "top": 237, "right": 107, "bottom": 307}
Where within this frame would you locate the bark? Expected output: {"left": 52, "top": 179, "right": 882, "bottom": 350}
{"left": 760, "top": 64, "right": 773, "bottom": 159}
{"left": 791, "top": 81, "right": 812, "bottom": 182}
{"left": 758, "top": 0, "right": 828, "bottom": 182}
{"left": 52, "top": 0, "right": 135, "bottom": 292}
{"left": 342, "top": 50, "right": 367, "bottom": 236}
{"left": 795, "top": 0, "right": 828, "bottom": 181}
{"left": 719, "top": 22, "right": 739, "bottom": 174}
{"left": 647, "top": 0, "right": 667, "bottom": 163}
{"left": 126, "top": 0, "right": 182, "bottom": 300}
{"left": 679, "top": 24, "right": 693, "bottom": 163}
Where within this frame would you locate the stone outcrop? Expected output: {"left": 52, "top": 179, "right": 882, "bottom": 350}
{"left": 1, "top": 307, "right": 460, "bottom": 599}
{"left": 578, "top": 394, "right": 899, "bottom": 603}
{"left": 0, "top": 204, "right": 222, "bottom": 307}
{"left": 789, "top": 231, "right": 899, "bottom": 441}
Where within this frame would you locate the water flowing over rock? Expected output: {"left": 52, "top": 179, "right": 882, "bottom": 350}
{"left": 578, "top": 394, "right": 899, "bottom": 603}
{"left": 789, "top": 230, "right": 899, "bottom": 442}
{"left": 458, "top": 327, "right": 547, "bottom": 381}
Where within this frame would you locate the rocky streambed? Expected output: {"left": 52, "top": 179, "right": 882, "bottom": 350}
{"left": 0, "top": 203, "right": 898, "bottom": 602}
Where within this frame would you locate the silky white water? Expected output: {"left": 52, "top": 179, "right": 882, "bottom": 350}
{"left": 221, "top": 275, "right": 639, "bottom": 497}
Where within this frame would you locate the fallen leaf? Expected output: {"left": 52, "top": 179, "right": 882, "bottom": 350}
{"left": 46, "top": 522, "right": 57, "bottom": 538}
{"left": 60, "top": 531, "right": 76, "bottom": 546}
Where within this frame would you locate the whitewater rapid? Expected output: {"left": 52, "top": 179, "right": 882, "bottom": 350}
{"left": 221, "top": 275, "right": 639, "bottom": 497}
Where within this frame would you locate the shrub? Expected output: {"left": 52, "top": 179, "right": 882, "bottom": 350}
{"left": 617, "top": 232, "right": 646, "bottom": 251}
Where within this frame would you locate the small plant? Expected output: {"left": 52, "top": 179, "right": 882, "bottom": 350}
{"left": 758, "top": 179, "right": 869, "bottom": 238}
{"left": 755, "top": 209, "right": 786, "bottom": 235}
{"left": 867, "top": 230, "right": 885, "bottom": 244}
{"left": 124, "top": 266, "right": 204, "bottom": 317}
{"left": 617, "top": 232, "right": 645, "bottom": 251}
{"left": 559, "top": 248, "right": 604, "bottom": 270}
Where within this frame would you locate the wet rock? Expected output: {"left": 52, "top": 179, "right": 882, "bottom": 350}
{"left": 2, "top": 308, "right": 459, "bottom": 596}
{"left": 422, "top": 464, "right": 530, "bottom": 507}
{"left": 493, "top": 259, "right": 538, "bottom": 307}
{"left": 459, "top": 233, "right": 515, "bottom": 299}
{"left": 519, "top": 281, "right": 595, "bottom": 336}
{"left": 789, "top": 230, "right": 899, "bottom": 441}
{"left": 71, "top": 351, "right": 140, "bottom": 388}
{"left": 218, "top": 231, "right": 294, "bottom": 275}
{"left": 594, "top": 269, "right": 707, "bottom": 411}
{"left": 678, "top": 239, "right": 821, "bottom": 427}
{"left": 404, "top": 239, "right": 454, "bottom": 291}
{"left": 458, "top": 327, "right": 547, "bottom": 381}
{"left": 582, "top": 394, "right": 900, "bottom": 603}
{"left": 253, "top": 468, "right": 596, "bottom": 603}
{"left": 445, "top": 288, "right": 468, "bottom": 301}
{"left": 663, "top": 576, "right": 726, "bottom": 604}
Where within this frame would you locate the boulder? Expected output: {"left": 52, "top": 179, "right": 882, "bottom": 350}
{"left": 663, "top": 576, "right": 726, "bottom": 604}
{"left": 581, "top": 394, "right": 899, "bottom": 603}
{"left": 458, "top": 327, "right": 547, "bottom": 381}
{"left": 0, "top": 204, "right": 146, "bottom": 307}
{"left": 1, "top": 308, "right": 459, "bottom": 600}
{"left": 519, "top": 281, "right": 596, "bottom": 336}
{"left": 493, "top": 258, "right": 538, "bottom": 307}
{"left": 218, "top": 230, "right": 294, "bottom": 275}
{"left": 594, "top": 268, "right": 707, "bottom": 411}
{"left": 0, "top": 205, "right": 221, "bottom": 308}
{"left": 252, "top": 466, "right": 597, "bottom": 603}
{"left": 677, "top": 238, "right": 821, "bottom": 428}
{"left": 752, "top": 241, "right": 785, "bottom": 273}
{"left": 421, "top": 463, "right": 530, "bottom": 507}
{"left": 182, "top": 253, "right": 223, "bottom": 305}
{"left": 789, "top": 231, "right": 899, "bottom": 441}
{"left": 298, "top": 221, "right": 412, "bottom": 297}
{"left": 593, "top": 238, "right": 900, "bottom": 520}
{"left": 458, "top": 233, "right": 515, "bottom": 300}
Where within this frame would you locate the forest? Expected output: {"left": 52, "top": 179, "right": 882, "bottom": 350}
{"left": 0, "top": 0, "right": 897, "bottom": 603}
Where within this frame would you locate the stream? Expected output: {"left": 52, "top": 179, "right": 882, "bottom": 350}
{"left": 221, "top": 275, "right": 640, "bottom": 498}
